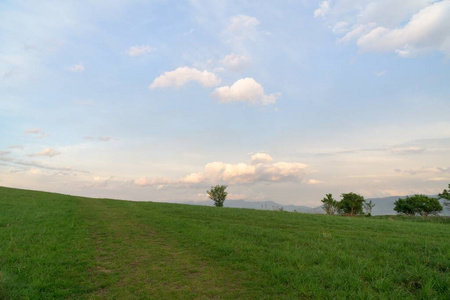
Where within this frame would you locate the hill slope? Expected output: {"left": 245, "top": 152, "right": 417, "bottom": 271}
{"left": 1, "top": 186, "right": 449, "bottom": 299}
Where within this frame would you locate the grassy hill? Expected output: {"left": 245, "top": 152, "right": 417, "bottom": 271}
{"left": 1, "top": 186, "right": 449, "bottom": 299}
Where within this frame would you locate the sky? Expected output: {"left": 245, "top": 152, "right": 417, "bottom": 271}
{"left": 1, "top": 0, "right": 449, "bottom": 207}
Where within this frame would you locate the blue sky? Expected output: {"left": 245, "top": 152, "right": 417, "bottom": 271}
{"left": 1, "top": 0, "right": 449, "bottom": 206}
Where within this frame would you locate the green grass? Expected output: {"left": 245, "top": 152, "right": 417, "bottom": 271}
{"left": 1, "top": 186, "right": 449, "bottom": 299}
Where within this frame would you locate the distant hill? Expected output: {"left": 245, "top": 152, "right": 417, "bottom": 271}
{"left": 185, "top": 196, "right": 450, "bottom": 216}
{"left": 367, "top": 195, "right": 449, "bottom": 216}
{"left": 183, "top": 199, "right": 321, "bottom": 214}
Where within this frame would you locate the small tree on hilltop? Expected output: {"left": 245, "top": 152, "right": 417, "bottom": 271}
{"left": 321, "top": 194, "right": 339, "bottom": 215}
{"left": 207, "top": 185, "right": 228, "bottom": 207}
{"left": 339, "top": 192, "right": 365, "bottom": 216}
{"left": 394, "top": 194, "right": 443, "bottom": 217}
{"left": 438, "top": 184, "right": 450, "bottom": 208}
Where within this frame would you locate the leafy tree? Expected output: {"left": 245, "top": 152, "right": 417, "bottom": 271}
{"left": 363, "top": 200, "right": 375, "bottom": 216}
{"left": 393, "top": 197, "right": 416, "bottom": 216}
{"left": 438, "top": 184, "right": 450, "bottom": 207}
{"left": 207, "top": 185, "right": 228, "bottom": 207}
{"left": 421, "top": 197, "right": 443, "bottom": 216}
{"left": 339, "top": 192, "right": 365, "bottom": 216}
{"left": 394, "top": 194, "right": 443, "bottom": 216}
{"left": 321, "top": 194, "right": 339, "bottom": 215}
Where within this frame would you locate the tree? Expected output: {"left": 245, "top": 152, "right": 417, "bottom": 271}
{"left": 438, "top": 184, "right": 450, "bottom": 208}
{"left": 207, "top": 185, "right": 228, "bottom": 207}
{"left": 394, "top": 194, "right": 443, "bottom": 216}
{"left": 363, "top": 200, "right": 375, "bottom": 216}
{"left": 339, "top": 192, "right": 365, "bottom": 216}
{"left": 421, "top": 197, "right": 443, "bottom": 216}
{"left": 321, "top": 194, "right": 339, "bottom": 215}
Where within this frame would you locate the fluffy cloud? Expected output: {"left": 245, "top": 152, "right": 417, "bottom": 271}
{"left": 149, "top": 67, "right": 220, "bottom": 89}
{"left": 28, "top": 148, "right": 60, "bottom": 157}
{"left": 220, "top": 53, "right": 251, "bottom": 71}
{"left": 316, "top": 0, "right": 450, "bottom": 57}
{"left": 135, "top": 153, "right": 308, "bottom": 187}
{"left": 126, "top": 45, "right": 153, "bottom": 56}
{"left": 211, "top": 78, "right": 279, "bottom": 106}
{"left": 69, "top": 63, "right": 85, "bottom": 72}
{"left": 357, "top": 1, "right": 450, "bottom": 56}
{"left": 251, "top": 153, "right": 273, "bottom": 164}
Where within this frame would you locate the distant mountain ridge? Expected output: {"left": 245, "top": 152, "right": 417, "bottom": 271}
{"left": 184, "top": 195, "right": 450, "bottom": 216}
{"left": 183, "top": 199, "right": 320, "bottom": 214}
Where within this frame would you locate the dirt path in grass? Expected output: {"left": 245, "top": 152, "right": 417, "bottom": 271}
{"left": 77, "top": 198, "right": 241, "bottom": 299}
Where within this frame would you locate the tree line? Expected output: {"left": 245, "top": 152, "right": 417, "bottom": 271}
{"left": 322, "top": 183, "right": 450, "bottom": 217}
{"left": 206, "top": 183, "right": 450, "bottom": 217}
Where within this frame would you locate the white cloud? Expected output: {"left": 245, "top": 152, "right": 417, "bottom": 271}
{"left": 314, "top": 1, "right": 330, "bottom": 18}
{"left": 149, "top": 67, "right": 220, "bottom": 89}
{"left": 220, "top": 53, "right": 251, "bottom": 71}
{"left": 390, "top": 147, "right": 425, "bottom": 154}
{"left": 339, "top": 23, "right": 377, "bottom": 43}
{"left": 135, "top": 153, "right": 308, "bottom": 187}
{"left": 317, "top": 0, "right": 450, "bottom": 57}
{"left": 28, "top": 148, "right": 61, "bottom": 157}
{"left": 375, "top": 70, "right": 387, "bottom": 76}
{"left": 306, "top": 179, "right": 323, "bottom": 185}
{"left": 357, "top": 1, "right": 450, "bottom": 56}
{"left": 251, "top": 153, "right": 273, "bottom": 164}
{"left": 69, "top": 63, "right": 85, "bottom": 72}
{"left": 126, "top": 45, "right": 153, "bottom": 56}
{"left": 134, "top": 177, "right": 174, "bottom": 187}
{"left": 179, "top": 172, "right": 204, "bottom": 184}
{"left": 211, "top": 78, "right": 279, "bottom": 106}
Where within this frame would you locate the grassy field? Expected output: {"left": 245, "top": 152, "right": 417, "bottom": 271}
{"left": 1, "top": 186, "right": 449, "bottom": 299}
